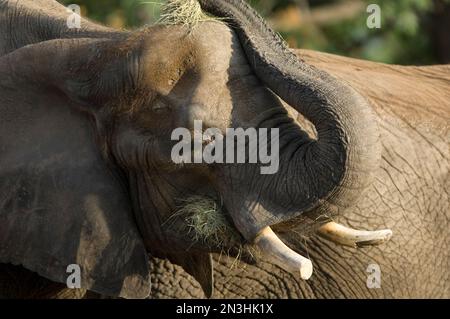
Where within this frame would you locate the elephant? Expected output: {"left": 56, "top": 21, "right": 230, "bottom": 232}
{"left": 0, "top": 0, "right": 448, "bottom": 299}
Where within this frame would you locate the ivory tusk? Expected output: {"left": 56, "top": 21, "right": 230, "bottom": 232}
{"left": 317, "top": 221, "right": 393, "bottom": 247}
{"left": 254, "top": 226, "right": 313, "bottom": 280}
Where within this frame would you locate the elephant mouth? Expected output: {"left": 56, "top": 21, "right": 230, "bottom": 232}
{"left": 171, "top": 193, "right": 314, "bottom": 279}
{"left": 170, "top": 195, "right": 243, "bottom": 249}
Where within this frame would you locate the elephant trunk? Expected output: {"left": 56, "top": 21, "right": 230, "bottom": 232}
{"left": 199, "top": 0, "right": 381, "bottom": 232}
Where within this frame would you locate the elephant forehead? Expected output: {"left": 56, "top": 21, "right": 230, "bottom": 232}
{"left": 190, "top": 22, "right": 240, "bottom": 74}
{"left": 140, "top": 22, "right": 245, "bottom": 94}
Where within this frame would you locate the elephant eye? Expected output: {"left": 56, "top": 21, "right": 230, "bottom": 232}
{"left": 151, "top": 98, "right": 170, "bottom": 113}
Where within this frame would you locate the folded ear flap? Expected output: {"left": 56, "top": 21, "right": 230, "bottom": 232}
{"left": 0, "top": 40, "right": 150, "bottom": 298}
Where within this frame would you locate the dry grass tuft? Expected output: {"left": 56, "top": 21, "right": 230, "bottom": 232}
{"left": 158, "top": 0, "right": 217, "bottom": 28}
{"left": 172, "top": 195, "right": 241, "bottom": 248}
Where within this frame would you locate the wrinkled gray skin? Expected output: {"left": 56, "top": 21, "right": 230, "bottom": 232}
{"left": 0, "top": 0, "right": 448, "bottom": 298}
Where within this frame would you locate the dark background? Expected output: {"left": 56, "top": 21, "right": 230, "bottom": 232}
{"left": 59, "top": 0, "right": 450, "bottom": 65}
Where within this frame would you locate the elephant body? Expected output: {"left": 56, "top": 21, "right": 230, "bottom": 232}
{"left": 0, "top": 0, "right": 448, "bottom": 299}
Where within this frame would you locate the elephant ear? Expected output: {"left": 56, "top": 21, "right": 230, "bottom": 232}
{"left": 0, "top": 40, "right": 150, "bottom": 298}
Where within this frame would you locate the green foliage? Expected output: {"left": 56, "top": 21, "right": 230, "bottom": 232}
{"left": 277, "top": 0, "right": 440, "bottom": 65}
{"left": 337, "top": 0, "right": 436, "bottom": 64}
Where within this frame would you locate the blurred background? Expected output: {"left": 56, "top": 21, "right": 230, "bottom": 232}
{"left": 59, "top": 0, "right": 450, "bottom": 65}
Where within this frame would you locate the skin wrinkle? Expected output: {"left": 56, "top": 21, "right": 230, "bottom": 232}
{"left": 309, "top": 239, "right": 365, "bottom": 297}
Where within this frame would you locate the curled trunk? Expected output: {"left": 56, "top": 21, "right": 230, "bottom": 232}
{"left": 199, "top": 0, "right": 381, "bottom": 233}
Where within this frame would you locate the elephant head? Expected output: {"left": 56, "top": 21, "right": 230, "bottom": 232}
{"left": 0, "top": 0, "right": 392, "bottom": 298}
